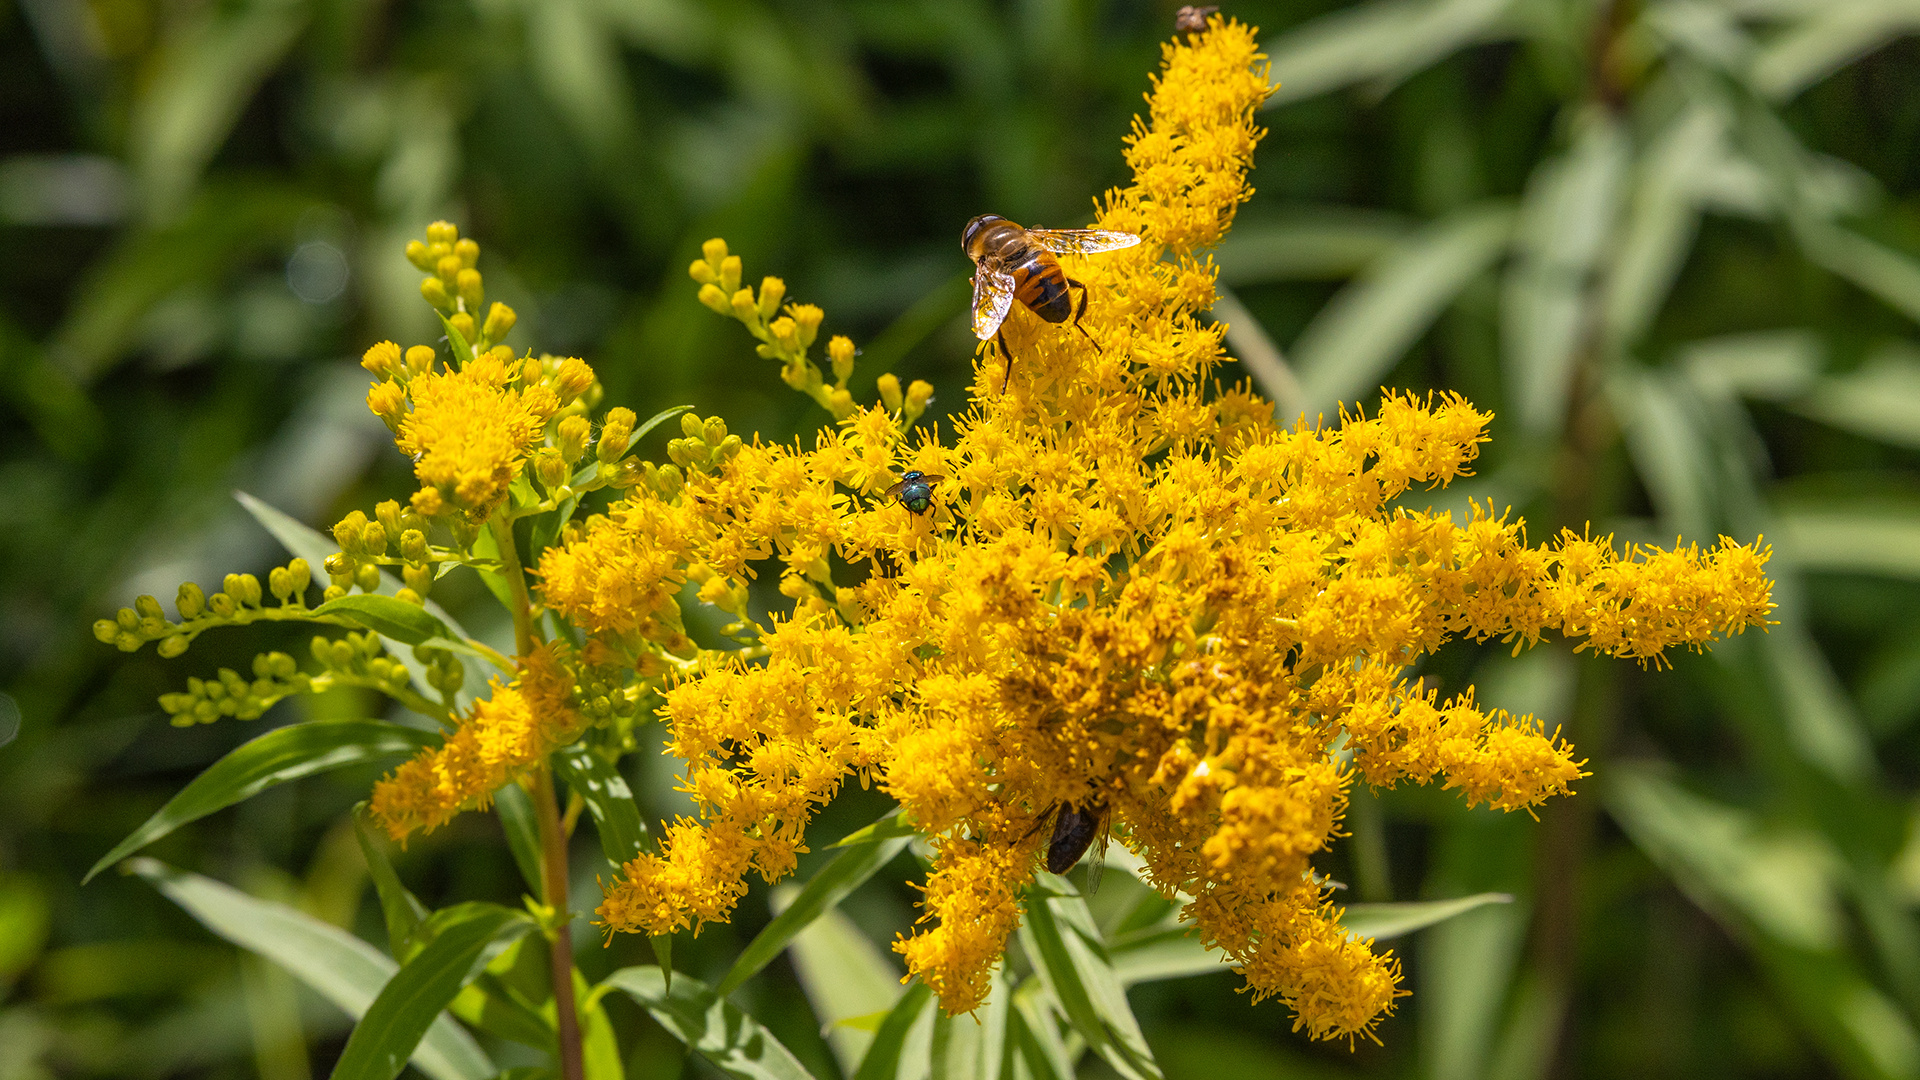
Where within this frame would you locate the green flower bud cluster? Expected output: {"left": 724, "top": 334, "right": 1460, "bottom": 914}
{"left": 93, "top": 561, "right": 314, "bottom": 658}
{"left": 412, "top": 643, "right": 467, "bottom": 700}
{"left": 665, "top": 412, "right": 743, "bottom": 473}
{"left": 159, "top": 650, "right": 307, "bottom": 725}
{"left": 325, "top": 500, "right": 436, "bottom": 605}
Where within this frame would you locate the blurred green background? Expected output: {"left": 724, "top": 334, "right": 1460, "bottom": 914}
{"left": 6, "top": 0, "right": 1920, "bottom": 1076}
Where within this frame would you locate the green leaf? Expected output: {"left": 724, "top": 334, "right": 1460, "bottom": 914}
{"left": 1212, "top": 285, "right": 1304, "bottom": 421}
{"left": 1018, "top": 878, "right": 1161, "bottom": 1080}
{"left": 1604, "top": 103, "right": 1728, "bottom": 348}
{"left": 1615, "top": 369, "right": 1717, "bottom": 543}
{"left": 1343, "top": 893, "right": 1514, "bottom": 939}
{"left": 329, "top": 902, "right": 534, "bottom": 1080}
{"left": 1215, "top": 207, "right": 1409, "bottom": 283}
{"left": 1007, "top": 980, "right": 1074, "bottom": 1080}
{"left": 235, "top": 491, "right": 496, "bottom": 706}
{"left": 353, "top": 803, "right": 430, "bottom": 958}
{"left": 130, "top": 858, "right": 493, "bottom": 1080}
{"left": 626, "top": 404, "right": 699, "bottom": 455}
{"left": 312, "top": 594, "right": 455, "bottom": 647}
{"left": 494, "top": 780, "right": 547, "bottom": 896}
{"left": 439, "top": 313, "right": 476, "bottom": 367}
{"left": 553, "top": 744, "right": 648, "bottom": 872}
{"left": 1776, "top": 505, "right": 1920, "bottom": 579}
{"left": 716, "top": 810, "right": 915, "bottom": 997}
{"left": 1107, "top": 923, "right": 1224, "bottom": 987}
{"left": 852, "top": 981, "right": 933, "bottom": 1080}
{"left": 597, "top": 967, "right": 823, "bottom": 1080}
{"left": 1793, "top": 345, "right": 1920, "bottom": 450}
{"left": 1678, "top": 330, "right": 1822, "bottom": 401}
{"left": 1292, "top": 203, "right": 1514, "bottom": 415}
{"left": 1749, "top": 2, "right": 1920, "bottom": 102}
{"left": 773, "top": 885, "right": 904, "bottom": 1075}
{"left": 85, "top": 721, "right": 436, "bottom": 883}
{"left": 1260, "top": 0, "right": 1514, "bottom": 107}
{"left": 829, "top": 808, "right": 919, "bottom": 848}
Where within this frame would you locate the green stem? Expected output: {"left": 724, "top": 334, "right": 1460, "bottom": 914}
{"left": 488, "top": 516, "right": 537, "bottom": 657}
{"left": 531, "top": 765, "right": 586, "bottom": 1080}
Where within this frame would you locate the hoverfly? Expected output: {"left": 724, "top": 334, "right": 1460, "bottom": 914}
{"left": 1041, "top": 799, "right": 1113, "bottom": 895}
{"left": 883, "top": 470, "right": 943, "bottom": 515}
{"left": 961, "top": 215, "right": 1141, "bottom": 391}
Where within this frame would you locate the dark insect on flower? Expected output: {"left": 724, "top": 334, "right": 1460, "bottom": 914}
{"left": 1044, "top": 800, "right": 1112, "bottom": 895}
{"left": 884, "top": 470, "right": 944, "bottom": 515}
{"left": 961, "top": 215, "right": 1140, "bottom": 391}
{"left": 1175, "top": 5, "right": 1220, "bottom": 33}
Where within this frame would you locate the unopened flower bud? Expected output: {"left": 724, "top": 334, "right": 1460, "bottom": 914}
{"left": 405, "top": 346, "right": 435, "bottom": 375}
{"left": 400, "top": 529, "right": 428, "bottom": 562}
{"left": 701, "top": 237, "right": 728, "bottom": 265}
{"left": 878, "top": 372, "right": 903, "bottom": 412}
{"left": 233, "top": 574, "right": 263, "bottom": 608}
{"left": 135, "top": 595, "right": 164, "bottom": 621}
{"left": 829, "top": 335, "right": 856, "bottom": 383}
{"left": 176, "top": 582, "right": 206, "bottom": 620}
{"left": 355, "top": 563, "right": 381, "bottom": 592}
{"left": 158, "top": 635, "right": 189, "bottom": 659}
{"left": 375, "top": 500, "right": 402, "bottom": 542}
{"left": 454, "top": 237, "right": 479, "bottom": 268}
{"left": 557, "top": 415, "right": 591, "bottom": 463}
{"left": 426, "top": 220, "right": 458, "bottom": 245}
{"left": 656, "top": 464, "right": 684, "bottom": 495}
{"left": 790, "top": 304, "right": 824, "bottom": 349}
{"left": 599, "top": 407, "right": 636, "bottom": 462}
{"left": 362, "top": 341, "right": 402, "bottom": 376}
{"left": 756, "top": 277, "right": 786, "bottom": 321}
{"left": 534, "top": 447, "right": 569, "bottom": 489}
{"left": 702, "top": 417, "right": 728, "bottom": 445}
{"left": 827, "top": 388, "right": 854, "bottom": 418}
{"left": 719, "top": 255, "right": 742, "bottom": 294}
{"left": 689, "top": 259, "right": 716, "bottom": 284}
{"left": 768, "top": 316, "right": 799, "bottom": 351}
{"left": 269, "top": 566, "right": 295, "bottom": 603}
{"left": 680, "top": 412, "right": 705, "bottom": 439}
{"left": 93, "top": 619, "right": 119, "bottom": 644}
{"left": 449, "top": 312, "right": 477, "bottom": 348}
{"left": 698, "top": 283, "right": 731, "bottom": 315}
{"left": 714, "top": 434, "right": 742, "bottom": 462}
{"left": 730, "top": 288, "right": 757, "bottom": 323}
{"left": 904, "top": 379, "right": 934, "bottom": 421}
{"left": 421, "top": 276, "right": 451, "bottom": 310}
{"left": 482, "top": 302, "right": 516, "bottom": 344}
{"left": 322, "top": 585, "right": 346, "bottom": 602}
{"left": 208, "top": 592, "right": 236, "bottom": 618}
{"left": 405, "top": 240, "right": 435, "bottom": 271}
{"left": 411, "top": 487, "right": 446, "bottom": 517}
{"left": 403, "top": 564, "right": 434, "bottom": 596}
{"left": 288, "top": 559, "right": 310, "bottom": 596}
{"left": 555, "top": 357, "right": 594, "bottom": 403}
{"left": 456, "top": 268, "right": 483, "bottom": 310}
{"left": 368, "top": 381, "right": 406, "bottom": 431}
{"left": 436, "top": 254, "right": 462, "bottom": 282}
{"left": 361, "top": 521, "right": 389, "bottom": 555}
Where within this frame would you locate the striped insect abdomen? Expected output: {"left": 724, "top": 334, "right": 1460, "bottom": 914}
{"left": 1011, "top": 249, "right": 1074, "bottom": 323}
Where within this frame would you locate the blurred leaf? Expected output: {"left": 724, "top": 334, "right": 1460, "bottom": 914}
{"left": 313, "top": 594, "right": 456, "bottom": 646}
{"left": 1776, "top": 504, "right": 1920, "bottom": 578}
{"left": 774, "top": 886, "right": 902, "bottom": 1075}
{"left": 0, "top": 693, "right": 17, "bottom": 750}
{"left": 1799, "top": 223, "right": 1920, "bottom": 325}
{"left": 438, "top": 314, "right": 476, "bottom": 368}
{"left": 852, "top": 981, "right": 933, "bottom": 1080}
{"left": 1215, "top": 208, "right": 1409, "bottom": 283}
{"left": 1605, "top": 102, "right": 1729, "bottom": 347}
{"left": 597, "top": 967, "right": 823, "bottom": 1080}
{"left": 353, "top": 804, "right": 430, "bottom": 958}
{"left": 1018, "top": 877, "right": 1161, "bottom": 1080}
{"left": 1260, "top": 0, "right": 1515, "bottom": 107}
{"left": 1750, "top": 1, "right": 1920, "bottom": 101}
{"left": 1679, "top": 330, "right": 1823, "bottom": 400}
{"left": 553, "top": 744, "right": 649, "bottom": 875}
{"left": 1608, "top": 765, "right": 1843, "bottom": 951}
{"left": 1293, "top": 203, "right": 1514, "bottom": 414}
{"left": 0, "top": 873, "right": 50, "bottom": 986}
{"left": 131, "top": 858, "right": 494, "bottom": 1080}
{"left": 1008, "top": 980, "right": 1075, "bottom": 1080}
{"left": 1212, "top": 285, "right": 1304, "bottom": 420}
{"left": 128, "top": 0, "right": 309, "bottom": 219}
{"left": 1793, "top": 345, "right": 1920, "bottom": 448}
{"left": 1614, "top": 369, "right": 1717, "bottom": 542}
{"left": 1423, "top": 891, "right": 1529, "bottom": 1080}
{"left": 494, "top": 781, "right": 547, "bottom": 897}
{"left": 1505, "top": 112, "right": 1629, "bottom": 436}
{"left": 716, "top": 808, "right": 914, "bottom": 997}
{"left": 85, "top": 721, "right": 436, "bottom": 883}
{"left": 329, "top": 902, "right": 534, "bottom": 1080}
{"left": 1763, "top": 624, "right": 1878, "bottom": 783}
{"left": 1345, "top": 893, "right": 1516, "bottom": 940}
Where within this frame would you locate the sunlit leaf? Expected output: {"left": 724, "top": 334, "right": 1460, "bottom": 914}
{"left": 1018, "top": 878, "right": 1161, "bottom": 1080}
{"left": 493, "top": 780, "right": 546, "bottom": 896}
{"left": 774, "top": 886, "right": 902, "bottom": 1075}
{"left": 1261, "top": 0, "right": 1515, "bottom": 107}
{"left": 130, "top": 858, "right": 493, "bottom": 1080}
{"left": 85, "top": 721, "right": 436, "bottom": 883}
{"left": 352, "top": 804, "right": 430, "bottom": 958}
{"left": 852, "top": 981, "right": 933, "bottom": 1080}
{"left": 597, "top": 967, "right": 823, "bottom": 1080}
{"left": 312, "top": 594, "right": 454, "bottom": 646}
{"left": 553, "top": 743, "right": 649, "bottom": 874}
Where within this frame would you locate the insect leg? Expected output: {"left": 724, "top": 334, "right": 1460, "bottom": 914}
{"left": 997, "top": 327, "right": 1015, "bottom": 392}
{"left": 1066, "top": 278, "right": 1102, "bottom": 354}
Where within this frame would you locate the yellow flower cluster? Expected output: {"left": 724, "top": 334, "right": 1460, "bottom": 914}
{"left": 370, "top": 643, "right": 581, "bottom": 840}
{"left": 544, "top": 18, "right": 1772, "bottom": 1041}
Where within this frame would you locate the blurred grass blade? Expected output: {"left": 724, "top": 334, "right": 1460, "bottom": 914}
{"left": 236, "top": 491, "right": 496, "bottom": 705}
{"left": 1211, "top": 285, "right": 1304, "bottom": 421}
{"left": 774, "top": 886, "right": 903, "bottom": 1075}
{"left": 1293, "top": 203, "right": 1513, "bottom": 416}
{"left": 1605, "top": 103, "right": 1728, "bottom": 347}
{"left": 1792, "top": 345, "right": 1920, "bottom": 449}
{"left": 128, "top": 0, "right": 309, "bottom": 220}
{"left": 852, "top": 980, "right": 933, "bottom": 1080}
{"left": 597, "top": 967, "right": 823, "bottom": 1080}
{"left": 1018, "top": 878, "right": 1161, "bottom": 1080}
{"left": 1750, "top": 2, "right": 1920, "bottom": 101}
{"left": 553, "top": 744, "right": 649, "bottom": 874}
{"left": 1215, "top": 208, "right": 1409, "bottom": 283}
{"left": 1261, "top": 0, "right": 1513, "bottom": 107}
{"left": 716, "top": 809, "right": 915, "bottom": 996}
{"left": 312, "top": 595, "right": 455, "bottom": 647}
{"left": 1775, "top": 504, "right": 1920, "bottom": 578}
{"left": 521, "top": 0, "right": 642, "bottom": 162}
{"left": 353, "top": 803, "right": 430, "bottom": 958}
{"left": 1798, "top": 222, "right": 1920, "bottom": 324}
{"left": 1343, "top": 893, "right": 1513, "bottom": 939}
{"left": 1614, "top": 370, "right": 1716, "bottom": 542}
{"left": 1009, "top": 980, "right": 1075, "bottom": 1080}
{"left": 130, "top": 858, "right": 493, "bottom": 1080}
{"left": 493, "top": 781, "right": 546, "bottom": 896}
{"left": 85, "top": 721, "right": 436, "bottom": 883}
{"left": 1423, "top": 893, "right": 1528, "bottom": 1080}
{"left": 329, "top": 902, "right": 534, "bottom": 1080}
{"left": 1763, "top": 625, "right": 1876, "bottom": 784}
{"left": 1679, "top": 330, "right": 1822, "bottom": 401}
{"left": 1504, "top": 112, "right": 1628, "bottom": 436}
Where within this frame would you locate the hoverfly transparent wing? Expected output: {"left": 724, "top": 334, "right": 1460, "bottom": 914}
{"left": 1084, "top": 812, "right": 1112, "bottom": 896}
{"left": 1025, "top": 228, "right": 1142, "bottom": 256}
{"left": 970, "top": 269, "right": 1017, "bottom": 341}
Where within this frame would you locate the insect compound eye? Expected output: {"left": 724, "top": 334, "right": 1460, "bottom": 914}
{"left": 961, "top": 215, "right": 1001, "bottom": 251}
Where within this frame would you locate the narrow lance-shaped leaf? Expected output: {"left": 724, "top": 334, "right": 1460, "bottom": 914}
{"left": 852, "top": 981, "right": 934, "bottom": 1080}
{"left": 494, "top": 780, "right": 546, "bottom": 896}
{"left": 328, "top": 902, "right": 535, "bottom": 1080}
{"left": 597, "top": 967, "right": 823, "bottom": 1080}
{"left": 312, "top": 594, "right": 455, "bottom": 646}
{"left": 130, "top": 858, "right": 493, "bottom": 1080}
{"left": 353, "top": 802, "right": 430, "bottom": 957}
{"left": 716, "top": 809, "right": 915, "bottom": 997}
{"left": 553, "top": 744, "right": 648, "bottom": 872}
{"left": 1018, "top": 878, "right": 1162, "bottom": 1080}
{"left": 86, "top": 721, "right": 436, "bottom": 883}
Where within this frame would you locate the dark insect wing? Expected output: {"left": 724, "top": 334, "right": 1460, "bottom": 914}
{"left": 970, "top": 269, "right": 1017, "bottom": 341}
{"left": 913, "top": 473, "right": 945, "bottom": 485}
{"left": 883, "top": 479, "right": 908, "bottom": 497}
{"left": 1025, "top": 228, "right": 1143, "bottom": 256}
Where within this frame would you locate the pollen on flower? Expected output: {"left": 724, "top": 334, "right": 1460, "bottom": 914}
{"left": 552, "top": 15, "right": 1776, "bottom": 1041}
{"left": 397, "top": 351, "right": 550, "bottom": 517}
